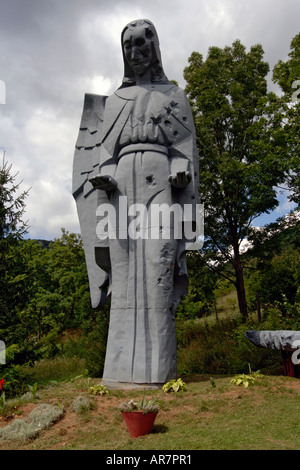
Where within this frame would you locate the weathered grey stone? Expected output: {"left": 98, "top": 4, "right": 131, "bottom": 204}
{"left": 73, "top": 19, "right": 199, "bottom": 387}
{"left": 245, "top": 330, "right": 300, "bottom": 351}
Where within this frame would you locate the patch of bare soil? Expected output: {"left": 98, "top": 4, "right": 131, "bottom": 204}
{"left": 0, "top": 402, "right": 37, "bottom": 428}
{"left": 46, "top": 395, "right": 125, "bottom": 450}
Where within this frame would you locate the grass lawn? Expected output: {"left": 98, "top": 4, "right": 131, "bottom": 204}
{"left": 0, "top": 366, "right": 299, "bottom": 450}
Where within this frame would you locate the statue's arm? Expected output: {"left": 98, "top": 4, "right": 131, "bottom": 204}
{"left": 168, "top": 171, "right": 191, "bottom": 188}
{"left": 88, "top": 94, "right": 131, "bottom": 191}
{"left": 167, "top": 87, "right": 199, "bottom": 190}
{"left": 89, "top": 173, "right": 118, "bottom": 191}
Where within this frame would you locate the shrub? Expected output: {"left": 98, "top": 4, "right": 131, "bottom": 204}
{"left": 0, "top": 345, "right": 32, "bottom": 398}
{"left": 0, "top": 404, "right": 64, "bottom": 443}
{"left": 84, "top": 314, "right": 109, "bottom": 378}
{"left": 176, "top": 316, "right": 284, "bottom": 377}
{"left": 88, "top": 384, "right": 109, "bottom": 396}
{"left": 71, "top": 396, "right": 92, "bottom": 414}
{"left": 162, "top": 378, "right": 187, "bottom": 393}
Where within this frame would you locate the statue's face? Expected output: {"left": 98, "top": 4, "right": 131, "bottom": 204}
{"left": 123, "top": 26, "right": 153, "bottom": 76}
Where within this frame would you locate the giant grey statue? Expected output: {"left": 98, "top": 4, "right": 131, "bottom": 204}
{"left": 73, "top": 19, "right": 199, "bottom": 388}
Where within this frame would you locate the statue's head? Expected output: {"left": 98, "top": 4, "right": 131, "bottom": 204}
{"left": 120, "top": 19, "right": 169, "bottom": 86}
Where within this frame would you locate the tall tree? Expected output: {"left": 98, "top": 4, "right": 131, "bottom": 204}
{"left": 184, "top": 40, "right": 288, "bottom": 320}
{"left": 245, "top": 210, "right": 300, "bottom": 315}
{"left": 0, "top": 153, "right": 30, "bottom": 326}
{"left": 273, "top": 32, "right": 300, "bottom": 204}
{"left": 0, "top": 153, "right": 29, "bottom": 240}
{"left": 19, "top": 230, "right": 96, "bottom": 340}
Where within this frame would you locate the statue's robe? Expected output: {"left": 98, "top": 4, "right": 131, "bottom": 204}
{"left": 73, "top": 83, "right": 199, "bottom": 386}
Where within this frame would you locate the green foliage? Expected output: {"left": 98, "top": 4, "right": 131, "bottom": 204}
{"left": 88, "top": 384, "right": 109, "bottom": 396}
{"left": 0, "top": 364, "right": 30, "bottom": 399}
{"left": 162, "top": 378, "right": 187, "bottom": 393}
{"left": 209, "top": 377, "right": 216, "bottom": 388}
{"left": 177, "top": 252, "right": 218, "bottom": 319}
{"left": 230, "top": 364, "right": 264, "bottom": 388}
{"left": 0, "top": 392, "right": 6, "bottom": 417}
{"left": 0, "top": 154, "right": 29, "bottom": 241}
{"left": 119, "top": 397, "right": 160, "bottom": 414}
{"left": 184, "top": 39, "right": 290, "bottom": 320}
{"left": 176, "top": 315, "right": 285, "bottom": 377}
{"left": 23, "top": 357, "right": 87, "bottom": 386}
{"left": 27, "top": 382, "right": 38, "bottom": 399}
{"left": 0, "top": 155, "right": 30, "bottom": 331}
{"left": 19, "top": 230, "right": 92, "bottom": 340}
{"left": 273, "top": 33, "right": 300, "bottom": 204}
{"left": 0, "top": 344, "right": 32, "bottom": 398}
{"left": 0, "top": 229, "right": 100, "bottom": 388}
{"left": 247, "top": 248, "right": 299, "bottom": 307}
{"left": 261, "top": 301, "right": 300, "bottom": 331}
{"left": 83, "top": 313, "right": 109, "bottom": 378}
{"left": 245, "top": 213, "right": 300, "bottom": 316}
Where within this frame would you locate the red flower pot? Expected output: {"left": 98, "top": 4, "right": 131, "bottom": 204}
{"left": 121, "top": 411, "right": 158, "bottom": 438}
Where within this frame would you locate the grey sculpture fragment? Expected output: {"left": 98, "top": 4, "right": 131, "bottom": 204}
{"left": 73, "top": 19, "right": 199, "bottom": 388}
{"left": 73, "top": 93, "right": 110, "bottom": 310}
{"left": 245, "top": 330, "right": 300, "bottom": 351}
{"left": 245, "top": 330, "right": 300, "bottom": 378}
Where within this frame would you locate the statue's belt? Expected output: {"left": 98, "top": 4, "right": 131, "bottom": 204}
{"left": 118, "top": 143, "right": 169, "bottom": 159}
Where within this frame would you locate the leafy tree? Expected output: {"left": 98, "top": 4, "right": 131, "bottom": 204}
{"left": 246, "top": 248, "right": 299, "bottom": 309}
{"left": 0, "top": 154, "right": 30, "bottom": 327}
{"left": 0, "top": 226, "right": 95, "bottom": 359}
{"left": 184, "top": 40, "right": 288, "bottom": 320}
{"left": 245, "top": 210, "right": 300, "bottom": 315}
{"left": 0, "top": 239, "right": 45, "bottom": 344}
{"left": 177, "top": 251, "right": 218, "bottom": 319}
{"left": 20, "top": 230, "right": 94, "bottom": 341}
{"left": 273, "top": 32, "right": 300, "bottom": 204}
{"left": 247, "top": 209, "right": 300, "bottom": 263}
{"left": 0, "top": 153, "right": 29, "bottom": 241}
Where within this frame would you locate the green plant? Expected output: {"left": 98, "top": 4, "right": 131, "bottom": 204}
{"left": 230, "top": 364, "right": 264, "bottom": 388}
{"left": 0, "top": 391, "right": 6, "bottom": 417}
{"left": 119, "top": 397, "right": 160, "bottom": 414}
{"left": 88, "top": 384, "right": 109, "bottom": 396}
{"left": 162, "top": 378, "right": 187, "bottom": 393}
{"left": 28, "top": 383, "right": 38, "bottom": 399}
{"left": 210, "top": 377, "right": 216, "bottom": 388}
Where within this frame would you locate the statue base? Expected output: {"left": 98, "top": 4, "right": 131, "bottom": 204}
{"left": 101, "top": 379, "right": 163, "bottom": 390}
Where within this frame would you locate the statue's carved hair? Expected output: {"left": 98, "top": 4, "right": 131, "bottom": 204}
{"left": 120, "top": 19, "right": 169, "bottom": 87}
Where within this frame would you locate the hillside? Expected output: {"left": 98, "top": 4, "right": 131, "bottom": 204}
{"left": 0, "top": 371, "right": 299, "bottom": 450}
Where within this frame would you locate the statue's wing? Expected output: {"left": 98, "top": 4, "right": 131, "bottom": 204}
{"left": 73, "top": 93, "right": 110, "bottom": 309}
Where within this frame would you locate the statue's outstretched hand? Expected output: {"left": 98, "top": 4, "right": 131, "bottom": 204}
{"left": 168, "top": 171, "right": 191, "bottom": 188}
{"left": 89, "top": 174, "right": 118, "bottom": 191}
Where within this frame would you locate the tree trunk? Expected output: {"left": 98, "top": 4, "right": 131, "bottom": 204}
{"left": 213, "top": 300, "right": 219, "bottom": 323}
{"left": 233, "top": 247, "right": 248, "bottom": 322}
{"left": 256, "top": 291, "right": 261, "bottom": 322}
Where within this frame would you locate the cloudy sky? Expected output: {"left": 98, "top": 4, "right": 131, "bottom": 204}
{"left": 0, "top": 0, "right": 299, "bottom": 240}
